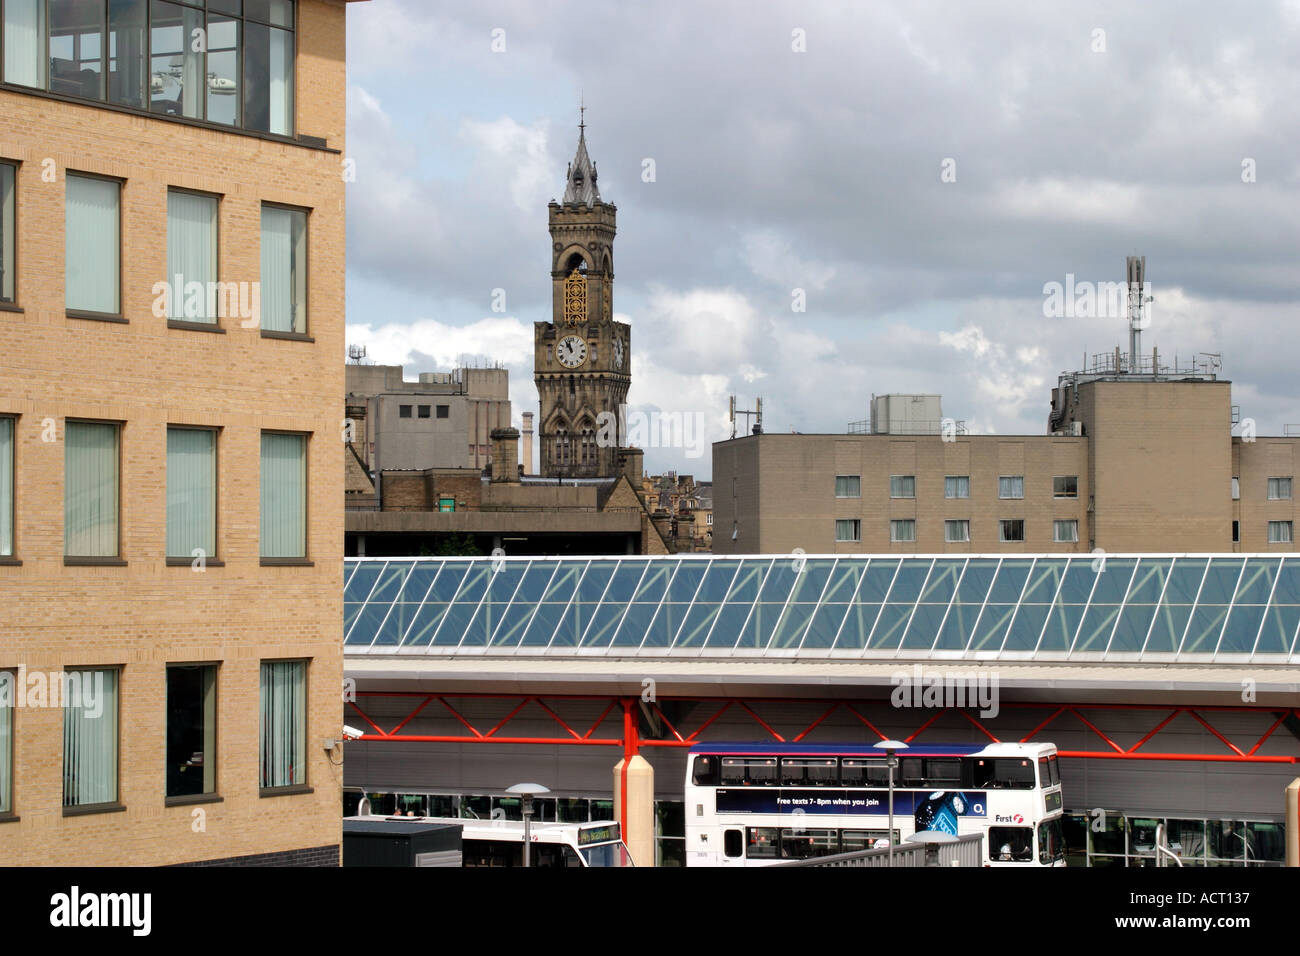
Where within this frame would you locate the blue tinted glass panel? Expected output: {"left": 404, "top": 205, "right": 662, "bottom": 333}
{"left": 612, "top": 603, "right": 658, "bottom": 647}
{"left": 771, "top": 603, "right": 814, "bottom": 648}
{"left": 934, "top": 601, "right": 981, "bottom": 651}
{"left": 512, "top": 562, "right": 558, "bottom": 604}
{"left": 677, "top": 601, "right": 724, "bottom": 647}
{"left": 758, "top": 560, "right": 800, "bottom": 602}
{"left": 552, "top": 603, "right": 598, "bottom": 647}
{"left": 1108, "top": 603, "right": 1156, "bottom": 652}
{"left": 1145, "top": 603, "right": 1193, "bottom": 653}
{"left": 373, "top": 603, "right": 417, "bottom": 646}
{"left": 1198, "top": 559, "right": 1243, "bottom": 605}
{"left": 491, "top": 602, "right": 538, "bottom": 646}
{"left": 919, "top": 560, "right": 963, "bottom": 604}
{"left": 988, "top": 559, "right": 1033, "bottom": 603}
{"left": 708, "top": 603, "right": 753, "bottom": 648}
{"left": 453, "top": 565, "right": 492, "bottom": 604}
{"left": 543, "top": 562, "right": 584, "bottom": 602}
{"left": 1038, "top": 602, "right": 1085, "bottom": 651}
{"left": 822, "top": 562, "right": 867, "bottom": 603}
{"left": 521, "top": 602, "right": 565, "bottom": 646}
{"left": 1021, "top": 560, "right": 1066, "bottom": 603}
{"left": 367, "top": 562, "right": 407, "bottom": 605}
{"left": 1164, "top": 559, "right": 1207, "bottom": 603}
{"left": 639, "top": 604, "right": 686, "bottom": 648}
{"left": 432, "top": 602, "right": 479, "bottom": 647}
{"left": 1256, "top": 604, "right": 1300, "bottom": 654}
{"left": 1089, "top": 559, "right": 1135, "bottom": 605}
{"left": 349, "top": 603, "right": 390, "bottom": 647}
{"left": 867, "top": 604, "right": 914, "bottom": 651}
{"left": 1004, "top": 603, "right": 1050, "bottom": 652}
{"left": 1218, "top": 604, "right": 1266, "bottom": 654}
{"left": 604, "top": 562, "right": 648, "bottom": 602}
{"left": 1233, "top": 559, "right": 1278, "bottom": 604}
{"left": 485, "top": 564, "right": 526, "bottom": 602}
{"left": 970, "top": 604, "right": 1015, "bottom": 650}
{"left": 398, "top": 563, "right": 441, "bottom": 603}
{"left": 1272, "top": 559, "right": 1300, "bottom": 604}
{"left": 751, "top": 603, "right": 788, "bottom": 649}
{"left": 633, "top": 562, "right": 675, "bottom": 603}
{"left": 887, "top": 560, "right": 932, "bottom": 604}
{"left": 901, "top": 603, "right": 947, "bottom": 650}
{"left": 857, "top": 560, "right": 900, "bottom": 603}
{"left": 1075, "top": 603, "right": 1121, "bottom": 651}
{"left": 1057, "top": 560, "right": 1100, "bottom": 604}
{"left": 575, "top": 562, "right": 615, "bottom": 602}
{"left": 1127, "top": 559, "right": 1172, "bottom": 603}
{"left": 460, "top": 601, "right": 507, "bottom": 647}
{"left": 695, "top": 562, "right": 739, "bottom": 602}
{"left": 665, "top": 562, "right": 708, "bottom": 602}
{"left": 344, "top": 562, "right": 383, "bottom": 603}
{"left": 581, "top": 603, "right": 627, "bottom": 647}
{"left": 343, "top": 560, "right": 360, "bottom": 589}
{"left": 727, "top": 560, "right": 770, "bottom": 602}
{"left": 1181, "top": 604, "right": 1229, "bottom": 653}
{"left": 954, "top": 559, "right": 998, "bottom": 603}
{"left": 404, "top": 602, "right": 451, "bottom": 646}
{"left": 427, "top": 563, "right": 468, "bottom": 602}
{"left": 343, "top": 602, "right": 365, "bottom": 640}
{"left": 835, "top": 603, "right": 881, "bottom": 650}
{"left": 790, "top": 559, "right": 837, "bottom": 602}
{"left": 801, "top": 604, "right": 850, "bottom": 649}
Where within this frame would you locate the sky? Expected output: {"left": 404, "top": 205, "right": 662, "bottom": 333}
{"left": 342, "top": 1, "right": 1300, "bottom": 479}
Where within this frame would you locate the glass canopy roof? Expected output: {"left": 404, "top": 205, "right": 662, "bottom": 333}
{"left": 343, "top": 555, "right": 1300, "bottom": 661}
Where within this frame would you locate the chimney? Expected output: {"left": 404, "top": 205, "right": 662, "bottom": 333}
{"left": 521, "top": 412, "right": 534, "bottom": 475}
{"left": 618, "top": 446, "right": 644, "bottom": 485}
{"left": 490, "top": 427, "right": 520, "bottom": 483}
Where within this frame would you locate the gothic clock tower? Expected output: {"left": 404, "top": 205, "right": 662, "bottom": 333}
{"left": 535, "top": 118, "right": 630, "bottom": 478}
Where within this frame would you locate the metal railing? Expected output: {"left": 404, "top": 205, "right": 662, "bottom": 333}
{"left": 777, "top": 832, "right": 984, "bottom": 868}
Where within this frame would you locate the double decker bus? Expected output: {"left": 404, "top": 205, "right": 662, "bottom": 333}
{"left": 684, "top": 741, "right": 1065, "bottom": 867}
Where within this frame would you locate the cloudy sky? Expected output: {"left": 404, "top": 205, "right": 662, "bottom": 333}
{"left": 343, "top": 1, "right": 1300, "bottom": 479}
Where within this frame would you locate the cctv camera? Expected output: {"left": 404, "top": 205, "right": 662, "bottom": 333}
{"left": 342, "top": 724, "right": 365, "bottom": 740}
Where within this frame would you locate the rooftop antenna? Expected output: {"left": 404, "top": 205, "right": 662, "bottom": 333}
{"left": 1126, "top": 255, "right": 1153, "bottom": 372}
{"left": 347, "top": 344, "right": 367, "bottom": 364}
{"left": 730, "top": 395, "right": 763, "bottom": 437}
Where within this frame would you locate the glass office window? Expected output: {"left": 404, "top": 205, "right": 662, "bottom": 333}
{"left": 65, "top": 421, "right": 119, "bottom": 557}
{"left": 244, "top": 16, "right": 294, "bottom": 135}
{"left": 260, "top": 432, "right": 306, "bottom": 558}
{"left": 945, "top": 519, "right": 969, "bottom": 542}
{"left": 889, "top": 475, "right": 915, "bottom": 498}
{"left": 65, "top": 174, "right": 120, "bottom": 314}
{"left": 167, "top": 190, "right": 218, "bottom": 322}
{"left": 0, "top": 162, "right": 14, "bottom": 303}
{"left": 62, "top": 668, "right": 118, "bottom": 807}
{"left": 260, "top": 205, "right": 307, "bottom": 333}
{"left": 0, "top": 416, "right": 12, "bottom": 557}
{"left": 835, "top": 475, "right": 860, "bottom": 498}
{"left": 891, "top": 519, "right": 915, "bottom": 542}
{"left": 835, "top": 519, "right": 860, "bottom": 542}
{"left": 0, "top": 670, "right": 11, "bottom": 814}
{"left": 1054, "top": 520, "right": 1078, "bottom": 543}
{"left": 1053, "top": 476, "right": 1078, "bottom": 498}
{"left": 107, "top": 0, "right": 148, "bottom": 108}
{"left": 944, "top": 475, "right": 969, "bottom": 499}
{"left": 166, "top": 426, "right": 216, "bottom": 559}
{"left": 1268, "top": 521, "right": 1292, "bottom": 544}
{"left": 166, "top": 664, "right": 216, "bottom": 798}
{"left": 1267, "top": 477, "right": 1292, "bottom": 500}
{"left": 999, "top": 476, "right": 1024, "bottom": 499}
{"left": 49, "top": 0, "right": 105, "bottom": 98}
{"left": 260, "top": 660, "right": 305, "bottom": 789}
{"left": 4, "top": 0, "right": 46, "bottom": 87}
{"left": 1000, "top": 519, "right": 1025, "bottom": 542}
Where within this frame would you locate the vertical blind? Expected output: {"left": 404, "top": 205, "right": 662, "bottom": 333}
{"left": 260, "top": 661, "right": 305, "bottom": 788}
{"left": 260, "top": 205, "right": 306, "bottom": 333}
{"left": 65, "top": 175, "right": 119, "bottom": 314}
{"left": 2, "top": 0, "right": 45, "bottom": 87}
{"left": 260, "top": 432, "right": 306, "bottom": 557}
{"left": 0, "top": 417, "right": 12, "bottom": 556}
{"left": 0, "top": 671, "right": 11, "bottom": 814}
{"left": 63, "top": 669, "right": 118, "bottom": 807}
{"left": 1, "top": 162, "right": 14, "bottom": 302}
{"left": 167, "top": 191, "right": 218, "bottom": 321}
{"left": 65, "top": 421, "right": 119, "bottom": 557}
{"left": 166, "top": 427, "right": 216, "bottom": 558}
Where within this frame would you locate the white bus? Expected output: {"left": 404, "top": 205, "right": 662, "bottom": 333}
{"left": 684, "top": 741, "right": 1065, "bottom": 867}
{"left": 347, "top": 814, "right": 635, "bottom": 868}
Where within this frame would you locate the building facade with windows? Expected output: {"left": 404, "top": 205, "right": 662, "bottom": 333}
{"left": 715, "top": 359, "right": 1300, "bottom": 555}
{"left": 0, "top": 0, "right": 361, "bottom": 865}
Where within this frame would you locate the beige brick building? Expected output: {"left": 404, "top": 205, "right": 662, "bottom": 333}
{"left": 0, "top": 0, "right": 363, "bottom": 865}
{"left": 715, "top": 362, "right": 1300, "bottom": 556}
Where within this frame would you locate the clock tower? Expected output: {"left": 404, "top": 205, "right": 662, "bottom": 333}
{"left": 535, "top": 118, "right": 631, "bottom": 478}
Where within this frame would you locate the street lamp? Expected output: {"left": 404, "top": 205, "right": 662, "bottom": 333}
{"left": 873, "top": 740, "right": 909, "bottom": 867}
{"left": 506, "top": 783, "right": 550, "bottom": 868}
{"left": 905, "top": 829, "right": 959, "bottom": 867}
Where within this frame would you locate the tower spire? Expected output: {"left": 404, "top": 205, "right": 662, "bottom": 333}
{"left": 562, "top": 104, "right": 600, "bottom": 206}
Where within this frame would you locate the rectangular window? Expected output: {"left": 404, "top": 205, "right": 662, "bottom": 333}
{"left": 1054, "top": 519, "right": 1079, "bottom": 543}
{"left": 945, "top": 519, "right": 969, "bottom": 543}
{"left": 63, "top": 668, "right": 119, "bottom": 809}
{"left": 1, "top": 161, "right": 15, "bottom": 303}
{"left": 1231, "top": 477, "right": 1240, "bottom": 500}
{"left": 107, "top": 0, "right": 148, "bottom": 109}
{"left": 891, "top": 519, "right": 915, "bottom": 543}
{"left": 260, "top": 205, "right": 307, "bottom": 333}
{"left": 50, "top": 0, "right": 106, "bottom": 99}
{"left": 1000, "top": 519, "right": 1025, "bottom": 542}
{"left": 65, "top": 174, "right": 120, "bottom": 315}
{"left": 436, "top": 405, "right": 449, "bottom": 419}
{"left": 1268, "top": 521, "right": 1292, "bottom": 544}
{"left": 4, "top": 0, "right": 47, "bottom": 87}
{"left": 260, "top": 432, "right": 306, "bottom": 559}
{"left": 1232, "top": 520, "right": 1240, "bottom": 543}
{"left": 438, "top": 497, "right": 455, "bottom": 513}
{"left": 244, "top": 16, "right": 295, "bottom": 135}
{"left": 260, "top": 660, "right": 305, "bottom": 790}
{"left": 0, "top": 416, "right": 12, "bottom": 557}
{"left": 65, "top": 421, "right": 119, "bottom": 557}
{"left": 1268, "top": 477, "right": 1292, "bottom": 500}
{"left": 999, "top": 476, "right": 1024, "bottom": 499}
{"left": 835, "top": 519, "right": 860, "bottom": 542}
{"left": 1053, "top": 476, "right": 1078, "bottom": 498}
{"left": 149, "top": 0, "right": 205, "bottom": 120}
{"left": 835, "top": 475, "right": 861, "bottom": 498}
{"left": 944, "top": 475, "right": 969, "bottom": 499}
{"left": 418, "top": 405, "right": 431, "bottom": 419}
{"left": 889, "top": 475, "right": 915, "bottom": 498}
{"left": 166, "top": 427, "right": 216, "bottom": 560}
{"left": 398, "top": 405, "right": 412, "bottom": 419}
{"left": 0, "top": 670, "right": 12, "bottom": 814}
{"left": 167, "top": 190, "right": 218, "bottom": 322}
{"left": 166, "top": 664, "right": 217, "bottom": 799}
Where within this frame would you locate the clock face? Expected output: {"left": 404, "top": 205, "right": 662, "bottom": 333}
{"left": 613, "top": 337, "right": 625, "bottom": 370}
{"left": 557, "top": 335, "right": 587, "bottom": 368}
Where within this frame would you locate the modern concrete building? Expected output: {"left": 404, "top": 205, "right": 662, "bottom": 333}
{"left": 715, "top": 350, "right": 1298, "bottom": 556}
{"left": 0, "top": 0, "right": 363, "bottom": 865}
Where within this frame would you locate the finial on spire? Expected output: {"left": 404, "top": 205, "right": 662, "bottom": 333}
{"left": 579, "top": 92, "right": 586, "bottom": 134}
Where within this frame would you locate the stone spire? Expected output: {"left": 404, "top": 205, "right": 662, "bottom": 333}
{"left": 561, "top": 113, "right": 600, "bottom": 207}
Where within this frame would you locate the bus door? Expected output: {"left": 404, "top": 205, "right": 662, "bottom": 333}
{"left": 720, "top": 827, "right": 746, "bottom": 866}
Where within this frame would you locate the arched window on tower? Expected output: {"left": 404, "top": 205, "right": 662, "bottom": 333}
{"left": 579, "top": 421, "right": 596, "bottom": 465}
{"left": 555, "top": 426, "right": 569, "bottom": 466}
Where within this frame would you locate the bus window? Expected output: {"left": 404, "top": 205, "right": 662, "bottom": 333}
{"left": 722, "top": 757, "right": 778, "bottom": 786}
{"left": 924, "top": 758, "right": 962, "bottom": 787}
{"left": 973, "top": 757, "right": 1036, "bottom": 789}
{"left": 535, "top": 844, "right": 585, "bottom": 868}
{"left": 395, "top": 793, "right": 426, "bottom": 817}
{"left": 841, "top": 829, "right": 896, "bottom": 851}
{"left": 841, "top": 758, "right": 890, "bottom": 787}
{"left": 990, "top": 826, "right": 1035, "bottom": 862}
{"left": 692, "top": 755, "right": 720, "bottom": 786}
{"left": 746, "top": 827, "right": 780, "bottom": 858}
{"left": 1038, "top": 818, "right": 1065, "bottom": 864}
{"left": 900, "top": 757, "right": 925, "bottom": 787}
{"left": 581, "top": 842, "right": 634, "bottom": 867}
{"left": 780, "top": 828, "right": 838, "bottom": 859}
{"left": 724, "top": 829, "right": 744, "bottom": 858}
{"left": 1048, "top": 754, "right": 1060, "bottom": 786}
{"left": 780, "top": 757, "right": 837, "bottom": 786}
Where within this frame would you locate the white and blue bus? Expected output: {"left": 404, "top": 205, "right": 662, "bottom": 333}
{"left": 684, "top": 741, "right": 1065, "bottom": 867}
